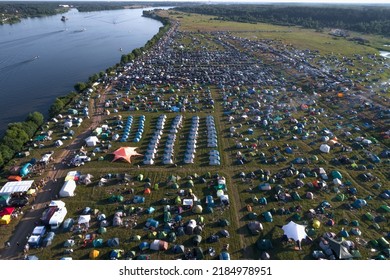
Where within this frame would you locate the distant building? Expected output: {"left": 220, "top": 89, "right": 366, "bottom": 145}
{"left": 329, "top": 29, "right": 350, "bottom": 38}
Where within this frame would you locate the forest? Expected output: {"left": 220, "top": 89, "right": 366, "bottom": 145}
{"left": 175, "top": 4, "right": 390, "bottom": 37}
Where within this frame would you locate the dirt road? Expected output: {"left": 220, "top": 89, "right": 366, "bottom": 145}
{"left": 0, "top": 88, "right": 107, "bottom": 260}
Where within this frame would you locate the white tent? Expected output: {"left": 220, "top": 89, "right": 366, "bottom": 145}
{"left": 320, "top": 144, "right": 331, "bottom": 153}
{"left": 282, "top": 221, "right": 308, "bottom": 242}
{"left": 85, "top": 136, "right": 99, "bottom": 147}
{"left": 0, "top": 180, "right": 34, "bottom": 194}
{"left": 59, "top": 180, "right": 76, "bottom": 197}
{"left": 55, "top": 140, "right": 63, "bottom": 147}
{"left": 78, "top": 215, "right": 91, "bottom": 227}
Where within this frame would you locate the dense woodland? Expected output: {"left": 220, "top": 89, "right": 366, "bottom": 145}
{"left": 175, "top": 4, "right": 390, "bottom": 37}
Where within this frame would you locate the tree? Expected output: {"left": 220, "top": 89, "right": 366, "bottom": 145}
{"left": 88, "top": 73, "right": 99, "bottom": 83}
{"left": 120, "top": 54, "right": 129, "bottom": 64}
{"left": 49, "top": 98, "right": 64, "bottom": 117}
{"left": 74, "top": 82, "right": 87, "bottom": 93}
{"left": 26, "top": 111, "right": 44, "bottom": 127}
{"left": 0, "top": 144, "right": 14, "bottom": 161}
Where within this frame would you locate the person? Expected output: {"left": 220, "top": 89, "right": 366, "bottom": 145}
{"left": 296, "top": 240, "right": 302, "bottom": 250}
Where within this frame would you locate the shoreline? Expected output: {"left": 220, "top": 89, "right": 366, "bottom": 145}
{"left": 0, "top": 8, "right": 168, "bottom": 166}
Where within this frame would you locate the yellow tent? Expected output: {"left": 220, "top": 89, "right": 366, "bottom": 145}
{"left": 89, "top": 249, "right": 100, "bottom": 259}
{"left": 312, "top": 219, "right": 321, "bottom": 229}
{"left": 0, "top": 215, "right": 11, "bottom": 225}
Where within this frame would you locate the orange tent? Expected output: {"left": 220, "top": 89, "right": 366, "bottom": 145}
{"left": 144, "top": 188, "right": 151, "bottom": 195}
{"left": 8, "top": 175, "right": 22, "bottom": 181}
{"left": 111, "top": 147, "right": 142, "bottom": 163}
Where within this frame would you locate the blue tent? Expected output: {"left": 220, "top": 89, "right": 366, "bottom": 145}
{"left": 20, "top": 163, "right": 32, "bottom": 177}
{"left": 146, "top": 218, "right": 159, "bottom": 228}
{"left": 352, "top": 199, "right": 367, "bottom": 209}
{"left": 263, "top": 211, "right": 273, "bottom": 222}
{"left": 219, "top": 252, "right": 230, "bottom": 260}
{"left": 139, "top": 242, "right": 149, "bottom": 251}
{"left": 206, "top": 195, "right": 215, "bottom": 207}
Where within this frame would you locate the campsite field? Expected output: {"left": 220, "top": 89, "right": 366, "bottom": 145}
{"left": 0, "top": 10, "right": 389, "bottom": 260}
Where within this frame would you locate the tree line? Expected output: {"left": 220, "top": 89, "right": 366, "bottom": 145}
{"left": 175, "top": 4, "right": 390, "bottom": 37}
{"left": 120, "top": 10, "right": 172, "bottom": 65}
{"left": 0, "top": 1, "right": 68, "bottom": 24}
{"left": 0, "top": 112, "right": 45, "bottom": 167}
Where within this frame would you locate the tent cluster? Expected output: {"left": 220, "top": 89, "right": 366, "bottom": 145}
{"left": 120, "top": 116, "right": 133, "bottom": 142}
{"left": 144, "top": 114, "right": 167, "bottom": 165}
{"left": 134, "top": 115, "right": 145, "bottom": 143}
{"left": 184, "top": 116, "right": 199, "bottom": 164}
{"left": 162, "top": 115, "right": 183, "bottom": 164}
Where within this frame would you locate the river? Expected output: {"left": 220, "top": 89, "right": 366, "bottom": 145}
{"left": 0, "top": 8, "right": 164, "bottom": 133}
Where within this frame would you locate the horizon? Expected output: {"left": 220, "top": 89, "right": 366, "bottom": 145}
{"left": 1, "top": 0, "right": 390, "bottom": 4}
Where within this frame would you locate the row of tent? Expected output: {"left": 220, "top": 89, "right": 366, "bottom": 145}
{"left": 144, "top": 114, "right": 167, "bottom": 165}
{"left": 206, "top": 115, "right": 218, "bottom": 148}
{"left": 184, "top": 116, "right": 199, "bottom": 164}
{"left": 120, "top": 116, "right": 133, "bottom": 142}
{"left": 162, "top": 115, "right": 183, "bottom": 165}
{"left": 134, "top": 115, "right": 145, "bottom": 143}
{"left": 209, "top": 150, "right": 221, "bottom": 166}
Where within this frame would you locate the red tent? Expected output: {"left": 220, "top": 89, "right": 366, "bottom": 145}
{"left": 111, "top": 147, "right": 142, "bottom": 163}
{"left": 0, "top": 207, "right": 15, "bottom": 217}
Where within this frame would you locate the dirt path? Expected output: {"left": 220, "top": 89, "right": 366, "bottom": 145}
{"left": 0, "top": 87, "right": 107, "bottom": 260}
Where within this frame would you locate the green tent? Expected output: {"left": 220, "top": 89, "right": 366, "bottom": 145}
{"left": 379, "top": 205, "right": 390, "bottom": 213}
{"left": 331, "top": 170, "right": 343, "bottom": 179}
{"left": 164, "top": 211, "right": 172, "bottom": 222}
{"left": 175, "top": 196, "right": 182, "bottom": 205}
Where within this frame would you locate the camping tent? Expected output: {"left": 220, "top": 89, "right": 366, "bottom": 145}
{"left": 282, "top": 221, "right": 308, "bottom": 242}
{"left": 111, "top": 147, "right": 142, "bottom": 163}
{"left": 0, "top": 215, "right": 11, "bottom": 225}
{"left": 107, "top": 238, "right": 120, "bottom": 247}
{"left": 172, "top": 244, "right": 185, "bottom": 254}
{"left": 85, "top": 136, "right": 99, "bottom": 147}
{"left": 150, "top": 239, "right": 169, "bottom": 251}
{"left": 327, "top": 238, "right": 353, "bottom": 259}
{"left": 89, "top": 250, "right": 100, "bottom": 259}
{"left": 320, "top": 144, "right": 331, "bottom": 153}
{"left": 247, "top": 221, "right": 263, "bottom": 235}
{"left": 59, "top": 180, "right": 76, "bottom": 198}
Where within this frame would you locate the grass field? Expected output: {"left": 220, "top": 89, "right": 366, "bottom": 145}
{"left": 0, "top": 10, "right": 389, "bottom": 260}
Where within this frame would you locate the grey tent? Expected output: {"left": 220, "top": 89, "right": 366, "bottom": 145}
{"left": 327, "top": 238, "right": 353, "bottom": 259}
{"left": 247, "top": 221, "right": 263, "bottom": 235}
{"left": 194, "top": 225, "right": 203, "bottom": 235}
{"left": 63, "top": 239, "right": 75, "bottom": 247}
{"left": 219, "top": 229, "right": 230, "bottom": 238}
{"left": 177, "top": 227, "right": 185, "bottom": 236}
{"left": 172, "top": 244, "right": 185, "bottom": 254}
{"left": 193, "top": 235, "right": 202, "bottom": 246}
{"left": 107, "top": 237, "right": 120, "bottom": 247}
{"left": 193, "top": 247, "right": 204, "bottom": 260}
{"left": 42, "top": 232, "right": 55, "bottom": 247}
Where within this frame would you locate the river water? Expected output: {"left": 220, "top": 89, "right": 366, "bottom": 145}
{"left": 0, "top": 8, "right": 163, "bottom": 133}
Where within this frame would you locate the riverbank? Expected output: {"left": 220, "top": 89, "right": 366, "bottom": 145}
{"left": 0, "top": 7, "right": 165, "bottom": 135}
